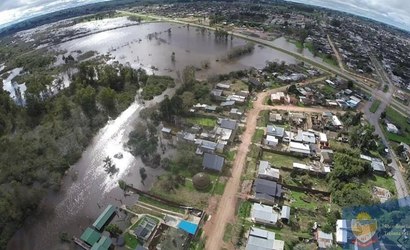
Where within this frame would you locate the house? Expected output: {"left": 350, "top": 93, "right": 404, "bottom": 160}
{"left": 91, "top": 235, "right": 112, "bottom": 250}
{"left": 319, "top": 133, "right": 328, "bottom": 145}
{"left": 289, "top": 142, "right": 311, "bottom": 156}
{"left": 280, "top": 206, "right": 291, "bottom": 223}
{"left": 254, "top": 178, "right": 282, "bottom": 202}
{"left": 220, "top": 100, "right": 235, "bottom": 108}
{"left": 227, "top": 94, "right": 246, "bottom": 103}
{"left": 161, "top": 127, "right": 172, "bottom": 139}
{"left": 386, "top": 123, "right": 399, "bottom": 134}
{"left": 92, "top": 205, "right": 116, "bottom": 231}
{"left": 336, "top": 220, "right": 350, "bottom": 245}
{"left": 210, "top": 89, "right": 225, "bottom": 101}
{"left": 269, "top": 112, "right": 283, "bottom": 123}
{"left": 220, "top": 119, "right": 237, "bottom": 130}
{"left": 316, "top": 230, "right": 333, "bottom": 249}
{"left": 265, "top": 135, "right": 278, "bottom": 147}
{"left": 248, "top": 77, "right": 262, "bottom": 89}
{"left": 332, "top": 115, "right": 343, "bottom": 128}
{"left": 134, "top": 217, "right": 157, "bottom": 241}
{"left": 270, "top": 92, "right": 288, "bottom": 103}
{"left": 258, "top": 161, "right": 280, "bottom": 180}
{"left": 202, "top": 153, "right": 225, "bottom": 172}
{"left": 215, "top": 127, "right": 233, "bottom": 141}
{"left": 301, "top": 131, "right": 316, "bottom": 144}
{"left": 251, "top": 203, "right": 279, "bottom": 226}
{"left": 230, "top": 108, "right": 243, "bottom": 119}
{"left": 246, "top": 227, "right": 285, "bottom": 250}
{"left": 196, "top": 139, "right": 218, "bottom": 154}
{"left": 80, "top": 227, "right": 101, "bottom": 246}
{"left": 371, "top": 159, "right": 386, "bottom": 173}
{"left": 266, "top": 125, "right": 285, "bottom": 139}
{"left": 205, "top": 105, "right": 218, "bottom": 112}
{"left": 320, "top": 151, "right": 333, "bottom": 164}
{"left": 216, "top": 82, "right": 231, "bottom": 90}
{"left": 178, "top": 132, "right": 196, "bottom": 143}
{"left": 400, "top": 143, "right": 410, "bottom": 163}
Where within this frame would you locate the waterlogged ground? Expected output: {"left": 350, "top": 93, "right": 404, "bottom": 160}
{"left": 7, "top": 19, "right": 314, "bottom": 250}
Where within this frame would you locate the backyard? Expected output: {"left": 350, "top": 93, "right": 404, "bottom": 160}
{"left": 383, "top": 106, "right": 410, "bottom": 144}
{"left": 186, "top": 116, "right": 217, "bottom": 128}
{"left": 261, "top": 151, "right": 310, "bottom": 170}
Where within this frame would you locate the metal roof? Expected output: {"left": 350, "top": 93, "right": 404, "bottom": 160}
{"left": 266, "top": 125, "right": 285, "bottom": 138}
{"left": 92, "top": 205, "right": 116, "bottom": 231}
{"left": 280, "top": 206, "right": 291, "bottom": 220}
{"left": 254, "top": 178, "right": 282, "bottom": 201}
{"left": 220, "top": 119, "right": 237, "bottom": 130}
{"left": 80, "top": 227, "right": 101, "bottom": 246}
{"left": 251, "top": 203, "right": 278, "bottom": 224}
{"left": 202, "top": 153, "right": 224, "bottom": 172}
{"left": 246, "top": 227, "right": 276, "bottom": 250}
{"left": 91, "top": 235, "right": 112, "bottom": 250}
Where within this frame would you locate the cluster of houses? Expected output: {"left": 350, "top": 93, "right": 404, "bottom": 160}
{"left": 245, "top": 160, "right": 289, "bottom": 250}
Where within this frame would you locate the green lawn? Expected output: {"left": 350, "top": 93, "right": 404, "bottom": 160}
{"left": 365, "top": 175, "right": 396, "bottom": 195}
{"left": 213, "top": 178, "right": 226, "bottom": 195}
{"left": 187, "top": 117, "right": 217, "bottom": 128}
{"left": 257, "top": 110, "right": 270, "bottom": 127}
{"left": 369, "top": 99, "right": 381, "bottom": 113}
{"left": 238, "top": 201, "right": 252, "bottom": 219}
{"left": 383, "top": 107, "right": 410, "bottom": 144}
{"left": 287, "top": 190, "right": 319, "bottom": 211}
{"left": 124, "top": 232, "right": 141, "bottom": 249}
{"left": 252, "top": 129, "right": 265, "bottom": 143}
{"left": 261, "top": 151, "right": 308, "bottom": 169}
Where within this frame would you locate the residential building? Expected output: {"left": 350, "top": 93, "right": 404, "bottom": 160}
{"left": 92, "top": 205, "right": 116, "bottom": 231}
{"left": 316, "top": 230, "right": 333, "bottom": 249}
{"left": 289, "top": 142, "right": 311, "bottom": 155}
{"left": 246, "top": 227, "right": 285, "bottom": 250}
{"left": 251, "top": 203, "right": 279, "bottom": 226}
{"left": 270, "top": 92, "right": 289, "bottom": 103}
{"left": 371, "top": 159, "right": 386, "bottom": 173}
{"left": 254, "top": 178, "right": 282, "bottom": 202}
{"left": 320, "top": 151, "right": 333, "bottom": 164}
{"left": 265, "top": 135, "right": 279, "bottom": 147}
{"left": 220, "top": 118, "right": 237, "bottom": 130}
{"left": 210, "top": 89, "right": 224, "bottom": 101}
{"left": 216, "top": 82, "right": 231, "bottom": 89}
{"left": 202, "top": 153, "right": 225, "bottom": 172}
{"left": 269, "top": 112, "right": 283, "bottom": 123}
{"left": 332, "top": 115, "right": 343, "bottom": 128}
{"left": 266, "top": 125, "right": 285, "bottom": 139}
{"left": 319, "top": 133, "right": 328, "bottom": 144}
{"left": 258, "top": 161, "right": 280, "bottom": 181}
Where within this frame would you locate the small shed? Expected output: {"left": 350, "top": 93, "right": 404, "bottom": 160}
{"left": 280, "top": 206, "right": 291, "bottom": 223}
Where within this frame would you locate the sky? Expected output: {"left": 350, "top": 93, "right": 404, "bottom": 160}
{"left": 287, "top": 0, "right": 410, "bottom": 31}
{"left": 0, "top": 0, "right": 409, "bottom": 31}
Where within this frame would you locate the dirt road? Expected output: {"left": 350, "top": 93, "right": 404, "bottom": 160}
{"left": 203, "top": 79, "right": 341, "bottom": 250}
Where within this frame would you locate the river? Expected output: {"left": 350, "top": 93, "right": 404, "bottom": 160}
{"left": 7, "top": 21, "right": 314, "bottom": 250}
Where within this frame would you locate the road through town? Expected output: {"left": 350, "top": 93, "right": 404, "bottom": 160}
{"left": 203, "top": 78, "right": 340, "bottom": 250}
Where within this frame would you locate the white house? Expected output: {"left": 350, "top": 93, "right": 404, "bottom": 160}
{"left": 251, "top": 203, "right": 279, "bottom": 226}
{"left": 336, "top": 220, "right": 349, "bottom": 244}
{"left": 265, "top": 135, "right": 279, "bottom": 147}
{"left": 289, "top": 142, "right": 311, "bottom": 155}
{"left": 258, "top": 161, "right": 280, "bottom": 180}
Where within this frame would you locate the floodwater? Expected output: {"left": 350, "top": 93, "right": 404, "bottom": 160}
{"left": 56, "top": 22, "right": 299, "bottom": 79}
{"left": 8, "top": 22, "right": 310, "bottom": 250}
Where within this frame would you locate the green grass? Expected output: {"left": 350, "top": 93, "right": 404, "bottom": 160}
{"left": 383, "top": 106, "right": 410, "bottom": 144}
{"left": 224, "top": 150, "right": 236, "bottom": 162}
{"left": 124, "top": 232, "right": 141, "bottom": 249}
{"left": 187, "top": 117, "right": 217, "bottom": 128}
{"left": 288, "top": 190, "right": 319, "bottom": 211}
{"left": 213, "top": 179, "right": 226, "bottom": 195}
{"left": 365, "top": 175, "right": 396, "bottom": 195}
{"left": 257, "top": 110, "right": 270, "bottom": 127}
{"left": 261, "top": 151, "right": 308, "bottom": 169}
{"left": 223, "top": 223, "right": 234, "bottom": 242}
{"left": 252, "top": 129, "right": 265, "bottom": 143}
{"left": 383, "top": 85, "right": 389, "bottom": 93}
{"left": 369, "top": 99, "right": 381, "bottom": 113}
{"left": 238, "top": 201, "right": 252, "bottom": 219}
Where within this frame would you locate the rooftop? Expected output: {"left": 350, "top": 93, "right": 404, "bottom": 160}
{"left": 251, "top": 203, "right": 279, "bottom": 224}
{"left": 80, "top": 227, "right": 101, "bottom": 246}
{"left": 202, "top": 153, "right": 225, "bottom": 172}
{"left": 254, "top": 178, "right": 282, "bottom": 201}
{"left": 92, "top": 205, "right": 116, "bottom": 231}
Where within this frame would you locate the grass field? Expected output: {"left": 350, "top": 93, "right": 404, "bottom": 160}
{"left": 139, "top": 196, "right": 185, "bottom": 213}
{"left": 261, "top": 151, "right": 309, "bottom": 169}
{"left": 369, "top": 99, "right": 381, "bottom": 113}
{"left": 384, "top": 106, "right": 410, "bottom": 144}
{"left": 287, "top": 190, "right": 320, "bottom": 211}
{"left": 252, "top": 129, "right": 265, "bottom": 143}
{"left": 125, "top": 232, "right": 142, "bottom": 249}
{"left": 187, "top": 117, "right": 217, "bottom": 128}
{"left": 365, "top": 175, "right": 396, "bottom": 195}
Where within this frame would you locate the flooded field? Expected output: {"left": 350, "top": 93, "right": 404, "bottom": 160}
{"left": 8, "top": 21, "right": 314, "bottom": 250}
{"left": 56, "top": 22, "right": 299, "bottom": 79}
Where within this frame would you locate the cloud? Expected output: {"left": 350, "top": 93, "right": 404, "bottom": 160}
{"left": 0, "top": 0, "right": 109, "bottom": 29}
{"left": 287, "top": 0, "right": 410, "bottom": 31}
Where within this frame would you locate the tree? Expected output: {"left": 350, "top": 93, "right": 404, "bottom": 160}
{"left": 97, "top": 87, "right": 116, "bottom": 112}
{"left": 76, "top": 86, "right": 96, "bottom": 114}
{"left": 118, "top": 180, "right": 126, "bottom": 190}
{"left": 103, "top": 156, "right": 118, "bottom": 175}
{"left": 105, "top": 224, "right": 122, "bottom": 237}
{"left": 171, "top": 52, "right": 175, "bottom": 62}
{"left": 182, "top": 66, "right": 196, "bottom": 86}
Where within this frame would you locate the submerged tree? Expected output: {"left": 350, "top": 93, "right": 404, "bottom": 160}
{"left": 103, "top": 156, "right": 118, "bottom": 176}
